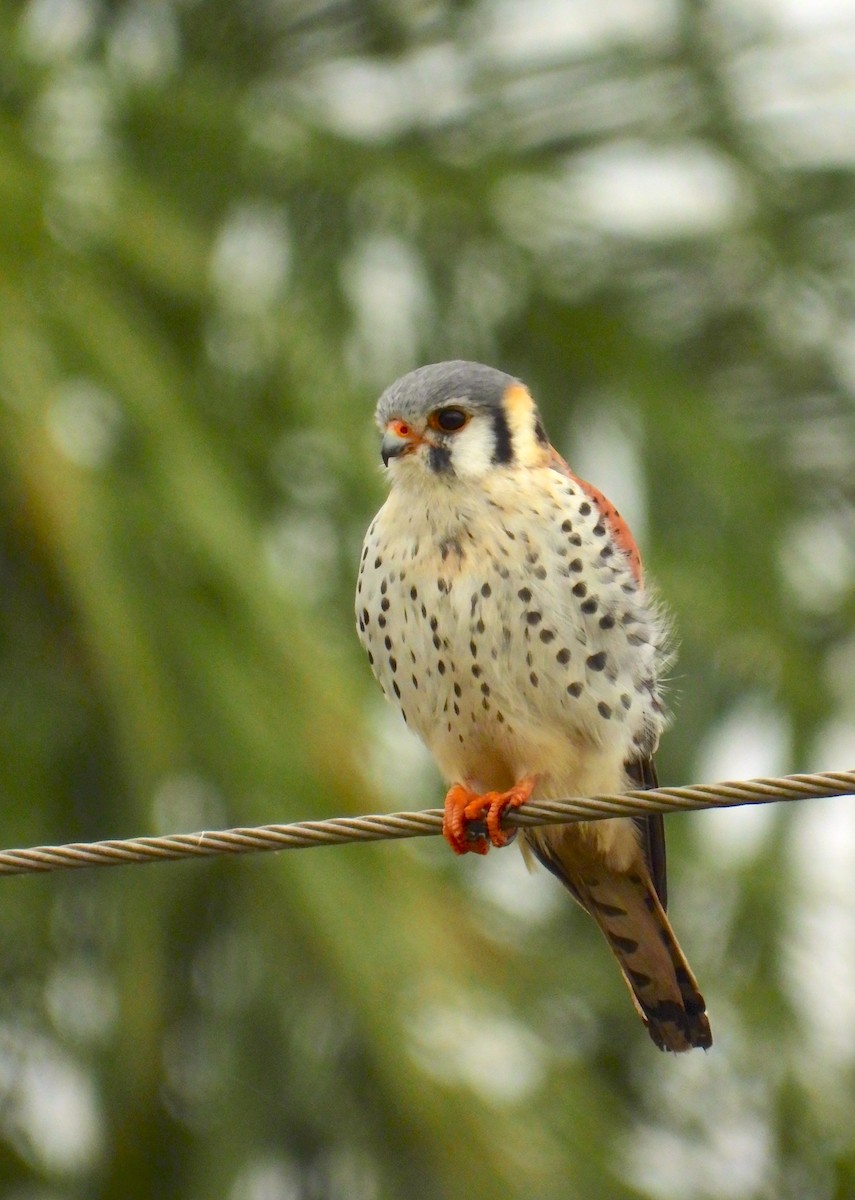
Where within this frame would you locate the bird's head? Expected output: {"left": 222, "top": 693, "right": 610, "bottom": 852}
{"left": 375, "top": 360, "right": 551, "bottom": 484}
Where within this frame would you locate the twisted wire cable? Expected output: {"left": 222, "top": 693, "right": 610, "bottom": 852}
{"left": 1, "top": 769, "right": 852, "bottom": 877}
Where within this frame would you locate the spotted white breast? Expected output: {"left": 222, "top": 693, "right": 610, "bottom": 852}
{"left": 356, "top": 463, "right": 668, "bottom": 802}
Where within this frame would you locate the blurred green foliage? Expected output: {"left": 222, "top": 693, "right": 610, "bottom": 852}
{"left": 2, "top": 1, "right": 855, "bottom": 1197}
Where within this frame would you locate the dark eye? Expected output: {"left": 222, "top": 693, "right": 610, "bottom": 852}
{"left": 432, "top": 407, "right": 469, "bottom": 433}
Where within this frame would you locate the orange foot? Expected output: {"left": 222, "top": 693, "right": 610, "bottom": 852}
{"left": 443, "top": 777, "right": 538, "bottom": 856}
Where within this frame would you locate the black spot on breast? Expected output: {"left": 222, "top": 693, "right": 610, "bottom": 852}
{"left": 561, "top": 520, "right": 573, "bottom": 533}
{"left": 593, "top": 522, "right": 606, "bottom": 537}
{"left": 533, "top": 566, "right": 547, "bottom": 580}
{"left": 598, "top": 702, "right": 612, "bottom": 719}
{"left": 556, "top": 648, "right": 571, "bottom": 664}
{"left": 569, "top": 559, "right": 583, "bottom": 573}
{"left": 374, "top": 556, "right": 382, "bottom": 568}
{"left": 392, "top": 681, "right": 401, "bottom": 699}
{"left": 384, "top": 636, "right": 393, "bottom": 651}
{"left": 481, "top": 682, "right": 490, "bottom": 696}
{"left": 529, "top": 672, "right": 539, "bottom": 687}
{"left": 578, "top": 502, "right": 591, "bottom": 516}
{"left": 518, "top": 587, "right": 532, "bottom": 602}
{"left": 437, "top": 660, "right": 446, "bottom": 675}
{"left": 587, "top": 652, "right": 607, "bottom": 671}
{"left": 539, "top": 629, "right": 555, "bottom": 643}
{"left": 567, "top": 681, "right": 583, "bottom": 697}
{"left": 599, "top": 613, "right": 616, "bottom": 629}
{"left": 526, "top": 611, "right": 542, "bottom": 625}
{"left": 580, "top": 598, "right": 598, "bottom": 614}
{"left": 481, "top": 582, "right": 492, "bottom": 598}
{"left": 378, "top": 614, "right": 387, "bottom": 628}
{"left": 389, "top": 656, "right": 397, "bottom": 672}
{"left": 621, "top": 693, "right": 632, "bottom": 709}
{"left": 381, "top": 597, "right": 390, "bottom": 612}
{"left": 569, "top": 533, "right": 582, "bottom": 547}
{"left": 572, "top": 582, "right": 587, "bottom": 597}
{"left": 454, "top": 682, "right": 462, "bottom": 697}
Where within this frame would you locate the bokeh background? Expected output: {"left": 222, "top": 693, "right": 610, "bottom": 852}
{"left": 2, "top": 0, "right": 855, "bottom": 1196}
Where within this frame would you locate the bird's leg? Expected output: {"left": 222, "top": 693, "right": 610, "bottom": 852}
{"left": 443, "top": 776, "right": 538, "bottom": 854}
{"left": 465, "top": 775, "right": 538, "bottom": 848}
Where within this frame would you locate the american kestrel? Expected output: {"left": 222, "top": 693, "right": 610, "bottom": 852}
{"left": 356, "top": 361, "right": 711, "bottom": 1052}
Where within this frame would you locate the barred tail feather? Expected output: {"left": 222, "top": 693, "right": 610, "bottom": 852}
{"left": 583, "top": 869, "right": 712, "bottom": 1052}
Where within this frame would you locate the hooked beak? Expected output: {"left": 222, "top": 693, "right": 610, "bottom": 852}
{"left": 381, "top": 420, "right": 424, "bottom": 466}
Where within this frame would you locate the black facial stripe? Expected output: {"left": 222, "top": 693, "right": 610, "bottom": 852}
{"left": 490, "top": 406, "right": 514, "bottom": 465}
{"left": 428, "top": 444, "right": 453, "bottom": 473}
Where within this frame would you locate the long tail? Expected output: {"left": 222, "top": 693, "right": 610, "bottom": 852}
{"left": 580, "top": 867, "right": 712, "bottom": 1052}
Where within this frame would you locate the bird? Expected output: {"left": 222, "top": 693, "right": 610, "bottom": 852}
{"left": 356, "top": 360, "right": 711, "bottom": 1052}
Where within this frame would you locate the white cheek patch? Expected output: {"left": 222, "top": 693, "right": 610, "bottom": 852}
{"left": 449, "top": 419, "right": 498, "bottom": 479}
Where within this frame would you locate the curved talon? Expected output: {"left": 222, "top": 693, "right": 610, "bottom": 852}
{"left": 443, "top": 777, "right": 538, "bottom": 853}
{"left": 443, "top": 784, "right": 488, "bottom": 855}
{"left": 487, "top": 798, "right": 518, "bottom": 848}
